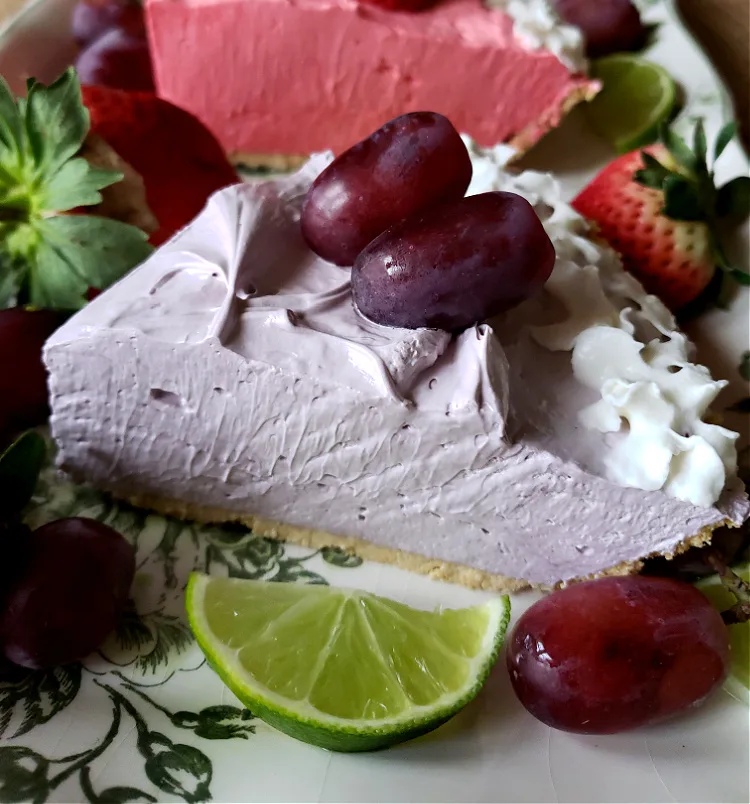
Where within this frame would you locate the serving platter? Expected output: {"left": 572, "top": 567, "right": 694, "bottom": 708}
{"left": 0, "top": 1, "right": 748, "bottom": 802}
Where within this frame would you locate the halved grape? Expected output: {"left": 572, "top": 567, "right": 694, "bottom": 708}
{"left": 506, "top": 576, "right": 730, "bottom": 734}
{"left": 301, "top": 112, "right": 472, "bottom": 266}
{"left": 0, "top": 518, "right": 135, "bottom": 669}
{"left": 352, "top": 191, "right": 555, "bottom": 331}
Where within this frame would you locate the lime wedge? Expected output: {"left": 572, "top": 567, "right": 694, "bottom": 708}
{"left": 696, "top": 562, "right": 749, "bottom": 705}
{"left": 186, "top": 573, "right": 510, "bottom": 751}
{"left": 586, "top": 55, "right": 677, "bottom": 153}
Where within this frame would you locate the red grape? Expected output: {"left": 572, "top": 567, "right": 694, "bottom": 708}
{"left": 301, "top": 112, "right": 472, "bottom": 266}
{"left": 0, "top": 518, "right": 135, "bottom": 669}
{"left": 0, "top": 308, "right": 65, "bottom": 444}
{"left": 71, "top": 0, "right": 145, "bottom": 47}
{"left": 506, "top": 576, "right": 730, "bottom": 734}
{"left": 75, "top": 27, "right": 155, "bottom": 92}
{"left": 352, "top": 191, "right": 555, "bottom": 331}
{"left": 551, "top": 0, "right": 647, "bottom": 58}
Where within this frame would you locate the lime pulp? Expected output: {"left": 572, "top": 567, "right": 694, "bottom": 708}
{"left": 586, "top": 54, "right": 677, "bottom": 153}
{"left": 186, "top": 573, "right": 511, "bottom": 751}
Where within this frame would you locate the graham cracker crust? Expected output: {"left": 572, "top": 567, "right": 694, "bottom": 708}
{"left": 229, "top": 152, "right": 309, "bottom": 173}
{"left": 124, "top": 491, "right": 727, "bottom": 594}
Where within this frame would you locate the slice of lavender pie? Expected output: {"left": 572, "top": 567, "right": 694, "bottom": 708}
{"left": 44, "top": 149, "right": 750, "bottom": 590}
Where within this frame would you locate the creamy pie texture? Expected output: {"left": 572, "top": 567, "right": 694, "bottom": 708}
{"left": 45, "top": 153, "right": 750, "bottom": 586}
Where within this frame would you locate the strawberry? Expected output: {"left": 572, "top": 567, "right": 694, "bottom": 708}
{"left": 81, "top": 84, "right": 239, "bottom": 246}
{"left": 572, "top": 121, "right": 750, "bottom": 313}
{"left": 0, "top": 69, "right": 153, "bottom": 311}
{"left": 0, "top": 68, "right": 238, "bottom": 312}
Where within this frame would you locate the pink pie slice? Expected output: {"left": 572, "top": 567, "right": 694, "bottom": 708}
{"left": 145, "top": 0, "right": 599, "bottom": 158}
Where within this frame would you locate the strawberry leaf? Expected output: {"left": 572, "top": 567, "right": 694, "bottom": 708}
{"left": 660, "top": 125, "right": 696, "bottom": 173}
{"left": 0, "top": 252, "right": 21, "bottom": 308}
{"left": 24, "top": 79, "right": 47, "bottom": 167}
{"left": 714, "top": 121, "right": 737, "bottom": 161}
{"left": 0, "top": 76, "right": 23, "bottom": 158}
{"left": 0, "top": 69, "right": 153, "bottom": 310}
{"left": 32, "top": 215, "right": 152, "bottom": 308}
{"left": 29, "top": 233, "right": 91, "bottom": 310}
{"left": 634, "top": 152, "right": 671, "bottom": 189}
{"left": 25, "top": 68, "right": 89, "bottom": 176}
{"left": 662, "top": 175, "right": 704, "bottom": 221}
{"left": 716, "top": 176, "right": 750, "bottom": 219}
{"left": 715, "top": 271, "right": 736, "bottom": 309}
{"left": 731, "top": 268, "right": 750, "bottom": 286}
{"left": 39, "top": 157, "right": 123, "bottom": 211}
{"left": 692, "top": 119, "right": 707, "bottom": 165}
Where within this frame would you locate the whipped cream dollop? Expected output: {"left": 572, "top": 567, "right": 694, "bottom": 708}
{"left": 463, "top": 139, "right": 739, "bottom": 508}
{"left": 486, "top": 0, "right": 587, "bottom": 73}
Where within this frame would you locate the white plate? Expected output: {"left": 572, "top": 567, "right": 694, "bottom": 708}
{"left": 1, "top": 2, "right": 748, "bottom": 802}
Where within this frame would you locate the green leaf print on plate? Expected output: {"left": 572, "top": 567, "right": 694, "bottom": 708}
{"left": 0, "top": 441, "right": 365, "bottom": 803}
{"left": 0, "top": 664, "right": 81, "bottom": 739}
{"left": 321, "top": 545, "right": 364, "bottom": 568}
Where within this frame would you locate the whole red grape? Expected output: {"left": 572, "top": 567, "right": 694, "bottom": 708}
{"left": 71, "top": 0, "right": 145, "bottom": 47}
{"left": 506, "top": 576, "right": 730, "bottom": 734}
{"left": 551, "top": 0, "right": 647, "bottom": 58}
{"left": 352, "top": 191, "right": 555, "bottom": 331}
{"left": 0, "top": 308, "right": 65, "bottom": 445}
{"left": 0, "top": 518, "right": 136, "bottom": 669}
{"left": 301, "top": 112, "right": 472, "bottom": 266}
{"left": 75, "top": 27, "right": 155, "bottom": 92}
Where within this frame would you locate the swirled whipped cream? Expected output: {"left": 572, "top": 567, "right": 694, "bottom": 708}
{"left": 463, "top": 142, "right": 739, "bottom": 509}
{"left": 485, "top": 0, "right": 587, "bottom": 73}
{"left": 45, "top": 151, "right": 749, "bottom": 586}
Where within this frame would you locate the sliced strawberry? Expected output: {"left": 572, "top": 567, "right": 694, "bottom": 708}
{"left": 573, "top": 122, "right": 750, "bottom": 313}
{"left": 82, "top": 85, "right": 239, "bottom": 246}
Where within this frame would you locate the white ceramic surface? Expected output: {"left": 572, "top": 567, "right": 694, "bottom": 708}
{"left": 0, "top": 1, "right": 748, "bottom": 802}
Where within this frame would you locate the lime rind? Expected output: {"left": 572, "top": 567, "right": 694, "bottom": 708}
{"left": 723, "top": 674, "right": 750, "bottom": 706}
{"left": 586, "top": 54, "right": 677, "bottom": 153}
{"left": 186, "top": 573, "right": 510, "bottom": 752}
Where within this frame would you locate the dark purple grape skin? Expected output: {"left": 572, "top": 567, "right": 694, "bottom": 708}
{"left": 506, "top": 576, "right": 730, "bottom": 735}
{"left": 75, "top": 27, "right": 155, "bottom": 92}
{"left": 551, "top": 0, "right": 647, "bottom": 58}
{"left": 71, "top": 0, "right": 145, "bottom": 48}
{"left": 0, "top": 518, "right": 135, "bottom": 670}
{"left": 301, "top": 112, "right": 472, "bottom": 266}
{"left": 0, "top": 309, "right": 65, "bottom": 446}
{"left": 352, "top": 191, "right": 556, "bottom": 331}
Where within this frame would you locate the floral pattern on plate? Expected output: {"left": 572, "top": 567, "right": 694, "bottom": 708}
{"left": 1, "top": 458, "right": 366, "bottom": 803}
